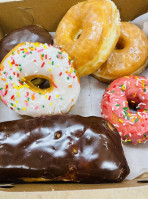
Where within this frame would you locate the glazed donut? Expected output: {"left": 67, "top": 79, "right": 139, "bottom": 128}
{"left": 0, "top": 25, "right": 53, "bottom": 86}
{"left": 93, "top": 22, "right": 148, "bottom": 82}
{"left": 55, "top": 0, "right": 120, "bottom": 77}
{"left": 101, "top": 75, "right": 148, "bottom": 145}
{"left": 0, "top": 42, "right": 80, "bottom": 117}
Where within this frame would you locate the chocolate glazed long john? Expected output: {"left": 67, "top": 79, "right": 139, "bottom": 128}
{"left": 0, "top": 115, "right": 130, "bottom": 183}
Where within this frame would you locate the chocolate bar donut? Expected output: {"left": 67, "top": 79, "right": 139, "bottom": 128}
{"left": 0, "top": 115, "right": 130, "bottom": 183}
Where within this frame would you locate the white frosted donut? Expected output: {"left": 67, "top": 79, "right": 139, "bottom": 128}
{"left": 0, "top": 42, "right": 80, "bottom": 117}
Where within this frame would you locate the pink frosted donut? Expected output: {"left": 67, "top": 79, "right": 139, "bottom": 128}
{"left": 101, "top": 75, "right": 148, "bottom": 145}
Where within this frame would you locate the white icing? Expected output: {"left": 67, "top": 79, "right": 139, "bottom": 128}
{"left": 0, "top": 42, "right": 80, "bottom": 117}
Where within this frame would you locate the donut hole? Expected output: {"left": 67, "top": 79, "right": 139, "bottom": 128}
{"left": 128, "top": 101, "right": 138, "bottom": 113}
{"left": 115, "top": 38, "right": 125, "bottom": 50}
{"left": 127, "top": 96, "right": 140, "bottom": 113}
{"left": 25, "top": 75, "right": 53, "bottom": 94}
{"left": 74, "top": 29, "right": 82, "bottom": 41}
{"left": 31, "top": 78, "right": 50, "bottom": 89}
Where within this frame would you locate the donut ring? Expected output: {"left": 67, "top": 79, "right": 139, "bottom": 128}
{"left": 101, "top": 76, "right": 148, "bottom": 145}
{"left": 0, "top": 42, "right": 80, "bottom": 117}
{"left": 93, "top": 22, "right": 148, "bottom": 82}
{"left": 55, "top": 0, "right": 120, "bottom": 77}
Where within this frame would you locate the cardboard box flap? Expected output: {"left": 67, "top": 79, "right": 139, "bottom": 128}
{"left": 0, "top": 0, "right": 148, "bottom": 34}
{"left": 0, "top": 173, "right": 147, "bottom": 192}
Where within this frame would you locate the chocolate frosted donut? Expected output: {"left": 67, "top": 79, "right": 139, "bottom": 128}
{"left": 0, "top": 25, "right": 53, "bottom": 62}
{"left": 0, "top": 25, "right": 53, "bottom": 86}
{"left": 0, "top": 115, "right": 129, "bottom": 183}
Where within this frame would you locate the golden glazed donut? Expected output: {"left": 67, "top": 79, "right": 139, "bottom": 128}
{"left": 55, "top": 0, "right": 120, "bottom": 77}
{"left": 93, "top": 22, "right": 148, "bottom": 82}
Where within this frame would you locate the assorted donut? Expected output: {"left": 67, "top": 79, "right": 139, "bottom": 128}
{"left": 0, "top": 42, "right": 80, "bottom": 117}
{"left": 1, "top": 0, "right": 148, "bottom": 185}
{"left": 54, "top": 0, "right": 148, "bottom": 145}
{"left": 55, "top": 0, "right": 120, "bottom": 77}
{"left": 101, "top": 76, "right": 148, "bottom": 145}
{"left": 0, "top": 25, "right": 53, "bottom": 62}
{"left": 0, "top": 0, "right": 147, "bottom": 158}
{"left": 93, "top": 22, "right": 148, "bottom": 82}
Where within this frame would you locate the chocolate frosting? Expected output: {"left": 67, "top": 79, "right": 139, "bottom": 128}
{"left": 0, "top": 25, "right": 53, "bottom": 62}
{"left": 0, "top": 115, "right": 130, "bottom": 183}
